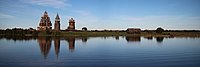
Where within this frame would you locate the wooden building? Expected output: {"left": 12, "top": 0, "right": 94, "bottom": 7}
{"left": 67, "top": 18, "right": 75, "bottom": 31}
{"left": 54, "top": 13, "right": 60, "bottom": 31}
{"left": 126, "top": 28, "right": 141, "bottom": 34}
{"left": 37, "top": 11, "right": 52, "bottom": 31}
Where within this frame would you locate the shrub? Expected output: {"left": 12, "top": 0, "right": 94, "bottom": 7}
{"left": 156, "top": 27, "right": 164, "bottom": 34}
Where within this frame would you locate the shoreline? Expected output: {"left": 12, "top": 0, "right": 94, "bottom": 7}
{"left": 1, "top": 31, "right": 200, "bottom": 37}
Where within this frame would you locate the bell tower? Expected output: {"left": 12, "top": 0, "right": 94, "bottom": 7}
{"left": 54, "top": 13, "right": 60, "bottom": 31}
{"left": 67, "top": 18, "right": 75, "bottom": 31}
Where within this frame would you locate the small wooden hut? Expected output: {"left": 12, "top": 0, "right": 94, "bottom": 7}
{"left": 126, "top": 28, "right": 141, "bottom": 34}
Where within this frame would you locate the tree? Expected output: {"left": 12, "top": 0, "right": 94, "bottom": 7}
{"left": 156, "top": 27, "right": 164, "bottom": 34}
{"left": 46, "top": 29, "right": 52, "bottom": 34}
{"left": 82, "top": 27, "right": 87, "bottom": 31}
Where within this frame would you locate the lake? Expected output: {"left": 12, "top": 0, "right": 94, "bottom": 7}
{"left": 0, "top": 36, "right": 200, "bottom": 67}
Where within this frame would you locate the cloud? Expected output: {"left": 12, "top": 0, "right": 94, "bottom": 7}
{"left": 73, "top": 10, "right": 103, "bottom": 29}
{"left": 0, "top": 13, "right": 15, "bottom": 19}
{"left": 73, "top": 10, "right": 100, "bottom": 23}
{"left": 74, "top": 10, "right": 92, "bottom": 17}
{"left": 72, "top": 10, "right": 130, "bottom": 30}
{"left": 119, "top": 16, "right": 200, "bottom": 29}
{"left": 120, "top": 16, "right": 200, "bottom": 24}
{"left": 22, "top": 0, "right": 71, "bottom": 8}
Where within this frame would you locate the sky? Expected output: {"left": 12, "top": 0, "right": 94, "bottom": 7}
{"left": 0, "top": 0, "right": 200, "bottom": 30}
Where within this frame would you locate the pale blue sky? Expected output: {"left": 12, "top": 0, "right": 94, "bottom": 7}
{"left": 0, "top": 0, "right": 200, "bottom": 30}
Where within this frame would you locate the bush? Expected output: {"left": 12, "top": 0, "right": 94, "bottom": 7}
{"left": 156, "top": 27, "right": 164, "bottom": 34}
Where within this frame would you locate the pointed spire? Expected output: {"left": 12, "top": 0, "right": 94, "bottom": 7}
{"left": 56, "top": 13, "right": 60, "bottom": 19}
{"left": 44, "top": 11, "right": 48, "bottom": 15}
{"left": 43, "top": 11, "right": 48, "bottom": 17}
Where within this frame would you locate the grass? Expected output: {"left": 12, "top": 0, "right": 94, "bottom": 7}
{"left": 36, "top": 31, "right": 200, "bottom": 37}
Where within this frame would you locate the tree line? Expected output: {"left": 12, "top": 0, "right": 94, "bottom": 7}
{"left": 0, "top": 27, "right": 199, "bottom": 36}
{"left": 0, "top": 28, "right": 38, "bottom": 36}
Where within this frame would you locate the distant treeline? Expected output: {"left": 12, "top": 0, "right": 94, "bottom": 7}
{"left": 164, "top": 30, "right": 200, "bottom": 32}
{"left": 67, "top": 30, "right": 126, "bottom": 32}
{"left": 143, "top": 30, "right": 200, "bottom": 32}
{"left": 0, "top": 28, "right": 38, "bottom": 36}
{"left": 0, "top": 27, "right": 200, "bottom": 36}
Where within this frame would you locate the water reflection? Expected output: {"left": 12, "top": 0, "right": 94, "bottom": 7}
{"left": 54, "top": 37, "right": 60, "bottom": 58}
{"left": 125, "top": 36, "right": 171, "bottom": 43}
{"left": 1, "top": 36, "right": 200, "bottom": 66}
{"left": 115, "top": 36, "right": 119, "bottom": 40}
{"left": 65, "top": 37, "right": 75, "bottom": 52}
{"left": 81, "top": 37, "right": 87, "bottom": 43}
{"left": 36, "top": 36, "right": 88, "bottom": 59}
{"left": 156, "top": 37, "right": 164, "bottom": 43}
{"left": 144, "top": 36, "right": 153, "bottom": 40}
{"left": 37, "top": 37, "right": 52, "bottom": 59}
{"left": 125, "top": 36, "right": 141, "bottom": 42}
{"left": 0, "top": 36, "right": 173, "bottom": 59}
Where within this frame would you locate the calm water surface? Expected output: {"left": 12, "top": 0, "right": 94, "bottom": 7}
{"left": 0, "top": 36, "right": 200, "bottom": 67}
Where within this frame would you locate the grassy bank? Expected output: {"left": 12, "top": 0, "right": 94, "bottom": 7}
{"left": 36, "top": 31, "right": 200, "bottom": 37}
{"left": 1, "top": 28, "right": 200, "bottom": 37}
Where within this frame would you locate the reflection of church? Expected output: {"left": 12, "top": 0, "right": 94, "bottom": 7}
{"left": 37, "top": 37, "right": 52, "bottom": 59}
{"left": 65, "top": 37, "right": 75, "bottom": 52}
{"left": 37, "top": 37, "right": 88, "bottom": 59}
{"left": 54, "top": 37, "right": 60, "bottom": 58}
{"left": 37, "top": 37, "right": 61, "bottom": 59}
{"left": 37, "top": 37, "right": 60, "bottom": 59}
